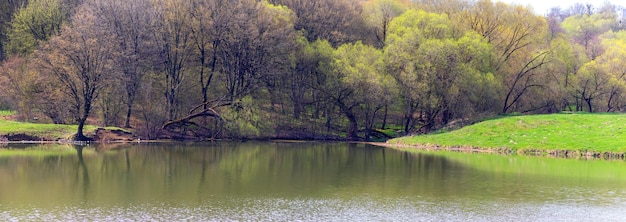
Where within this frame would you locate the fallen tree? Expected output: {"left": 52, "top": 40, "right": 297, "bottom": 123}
{"left": 162, "top": 99, "right": 231, "bottom": 140}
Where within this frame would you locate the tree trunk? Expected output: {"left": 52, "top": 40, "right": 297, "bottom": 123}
{"left": 124, "top": 101, "right": 133, "bottom": 128}
{"left": 338, "top": 102, "right": 358, "bottom": 140}
{"left": 346, "top": 112, "right": 358, "bottom": 140}
{"left": 293, "top": 99, "right": 304, "bottom": 119}
{"left": 76, "top": 118, "right": 88, "bottom": 141}
{"left": 75, "top": 101, "right": 93, "bottom": 141}
{"left": 365, "top": 106, "right": 383, "bottom": 141}
{"left": 442, "top": 109, "right": 452, "bottom": 125}
{"left": 381, "top": 105, "right": 388, "bottom": 129}
{"left": 404, "top": 115, "right": 411, "bottom": 135}
{"left": 403, "top": 101, "right": 417, "bottom": 135}
{"left": 325, "top": 106, "right": 332, "bottom": 134}
{"left": 168, "top": 88, "right": 176, "bottom": 120}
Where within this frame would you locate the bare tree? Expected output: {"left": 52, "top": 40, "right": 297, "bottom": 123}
{"left": 218, "top": 1, "right": 297, "bottom": 102}
{"left": 270, "top": 0, "right": 368, "bottom": 46}
{"left": 37, "top": 4, "right": 116, "bottom": 140}
{"left": 151, "top": 0, "right": 195, "bottom": 121}
{"left": 91, "top": 0, "right": 156, "bottom": 128}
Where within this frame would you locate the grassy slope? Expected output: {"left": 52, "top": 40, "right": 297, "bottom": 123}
{"left": 0, "top": 111, "right": 116, "bottom": 140}
{"left": 388, "top": 113, "right": 626, "bottom": 152}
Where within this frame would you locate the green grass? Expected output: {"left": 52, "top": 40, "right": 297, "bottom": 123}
{"left": 0, "top": 111, "right": 124, "bottom": 140}
{"left": 0, "top": 120, "right": 96, "bottom": 140}
{"left": 388, "top": 113, "right": 626, "bottom": 153}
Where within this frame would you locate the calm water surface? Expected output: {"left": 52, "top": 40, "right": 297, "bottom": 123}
{"left": 1, "top": 142, "right": 626, "bottom": 221}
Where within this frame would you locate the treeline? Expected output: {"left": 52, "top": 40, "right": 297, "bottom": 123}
{"left": 0, "top": 0, "right": 625, "bottom": 141}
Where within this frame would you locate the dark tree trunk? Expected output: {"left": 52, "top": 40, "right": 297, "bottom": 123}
{"left": 338, "top": 102, "right": 358, "bottom": 140}
{"left": 381, "top": 105, "right": 388, "bottom": 129}
{"left": 124, "top": 101, "right": 133, "bottom": 128}
{"left": 76, "top": 118, "right": 88, "bottom": 141}
{"left": 325, "top": 106, "right": 332, "bottom": 134}
{"left": 293, "top": 101, "right": 303, "bottom": 119}
{"left": 168, "top": 87, "right": 176, "bottom": 120}
{"left": 346, "top": 112, "right": 358, "bottom": 140}
{"left": 75, "top": 101, "right": 93, "bottom": 141}
{"left": 403, "top": 115, "right": 411, "bottom": 135}
{"left": 442, "top": 109, "right": 452, "bottom": 125}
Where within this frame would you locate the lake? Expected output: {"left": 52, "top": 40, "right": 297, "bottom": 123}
{"left": 1, "top": 142, "right": 625, "bottom": 221}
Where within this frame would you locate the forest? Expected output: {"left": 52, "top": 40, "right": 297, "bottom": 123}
{"left": 0, "top": 0, "right": 625, "bottom": 141}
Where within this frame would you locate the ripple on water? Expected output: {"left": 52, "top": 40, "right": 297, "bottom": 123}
{"left": 1, "top": 196, "right": 626, "bottom": 221}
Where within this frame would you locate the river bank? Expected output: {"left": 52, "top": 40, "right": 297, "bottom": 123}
{"left": 383, "top": 113, "right": 626, "bottom": 160}
{"left": 4, "top": 111, "right": 626, "bottom": 160}
{"left": 372, "top": 142, "right": 626, "bottom": 160}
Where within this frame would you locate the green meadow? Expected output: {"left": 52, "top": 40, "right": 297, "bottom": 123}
{"left": 0, "top": 111, "right": 118, "bottom": 141}
{"left": 389, "top": 113, "right": 626, "bottom": 153}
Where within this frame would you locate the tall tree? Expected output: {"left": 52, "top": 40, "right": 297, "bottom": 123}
{"left": 269, "top": 0, "right": 368, "bottom": 46}
{"left": 460, "top": 0, "right": 549, "bottom": 113}
{"left": 0, "top": 56, "right": 71, "bottom": 123}
{"left": 188, "top": 0, "right": 220, "bottom": 113}
{"left": 385, "top": 9, "right": 455, "bottom": 133}
{"left": 159, "top": 0, "right": 298, "bottom": 138}
{"left": 217, "top": 1, "right": 297, "bottom": 102}
{"left": 544, "top": 34, "right": 588, "bottom": 111}
{"left": 4, "top": 0, "right": 66, "bottom": 57}
{"left": 0, "top": 0, "right": 25, "bottom": 61}
{"left": 385, "top": 9, "right": 498, "bottom": 133}
{"left": 318, "top": 41, "right": 389, "bottom": 140}
{"left": 570, "top": 31, "right": 626, "bottom": 112}
{"left": 362, "top": 0, "right": 407, "bottom": 49}
{"left": 360, "top": 0, "right": 406, "bottom": 130}
{"left": 600, "top": 31, "right": 626, "bottom": 112}
{"left": 288, "top": 37, "right": 334, "bottom": 120}
{"left": 546, "top": 7, "right": 566, "bottom": 41}
{"left": 152, "top": 0, "right": 194, "bottom": 121}
{"left": 572, "top": 60, "right": 612, "bottom": 112}
{"left": 91, "top": 0, "right": 155, "bottom": 128}
{"left": 561, "top": 9, "right": 616, "bottom": 60}
{"left": 37, "top": 4, "right": 116, "bottom": 140}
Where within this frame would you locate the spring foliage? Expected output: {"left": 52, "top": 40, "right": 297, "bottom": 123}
{"left": 1, "top": 0, "right": 626, "bottom": 140}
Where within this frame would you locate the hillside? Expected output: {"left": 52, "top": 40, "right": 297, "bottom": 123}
{"left": 388, "top": 113, "right": 626, "bottom": 156}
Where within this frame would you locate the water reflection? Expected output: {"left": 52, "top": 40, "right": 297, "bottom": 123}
{"left": 75, "top": 146, "right": 90, "bottom": 201}
{"left": 0, "top": 142, "right": 625, "bottom": 221}
{"left": 0, "top": 143, "right": 472, "bottom": 203}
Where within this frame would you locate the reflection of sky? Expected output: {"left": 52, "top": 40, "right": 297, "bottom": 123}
{"left": 498, "top": 0, "right": 625, "bottom": 15}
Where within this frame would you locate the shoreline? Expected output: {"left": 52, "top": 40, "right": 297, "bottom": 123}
{"left": 3, "top": 134, "right": 625, "bottom": 160}
{"left": 367, "top": 142, "right": 626, "bottom": 160}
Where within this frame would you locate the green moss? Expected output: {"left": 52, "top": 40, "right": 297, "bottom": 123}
{"left": 388, "top": 113, "right": 626, "bottom": 152}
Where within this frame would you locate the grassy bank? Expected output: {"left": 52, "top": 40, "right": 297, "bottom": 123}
{"left": 0, "top": 111, "right": 123, "bottom": 141}
{"left": 388, "top": 113, "right": 626, "bottom": 155}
